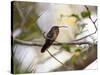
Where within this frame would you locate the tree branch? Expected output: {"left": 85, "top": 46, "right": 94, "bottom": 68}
{"left": 14, "top": 38, "right": 92, "bottom": 47}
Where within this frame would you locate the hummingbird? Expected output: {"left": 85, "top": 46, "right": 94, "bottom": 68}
{"left": 41, "top": 26, "right": 67, "bottom": 53}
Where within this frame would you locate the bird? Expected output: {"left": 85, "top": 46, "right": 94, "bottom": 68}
{"left": 41, "top": 26, "right": 59, "bottom": 53}
{"left": 41, "top": 26, "right": 67, "bottom": 53}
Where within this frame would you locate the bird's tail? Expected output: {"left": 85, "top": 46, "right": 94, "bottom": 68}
{"left": 41, "top": 40, "right": 53, "bottom": 53}
{"left": 41, "top": 45, "right": 47, "bottom": 53}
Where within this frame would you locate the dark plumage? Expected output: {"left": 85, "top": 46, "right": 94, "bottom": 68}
{"left": 41, "top": 26, "right": 59, "bottom": 53}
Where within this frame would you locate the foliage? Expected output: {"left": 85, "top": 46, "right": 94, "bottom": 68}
{"left": 62, "top": 44, "right": 71, "bottom": 52}
{"left": 70, "top": 14, "right": 81, "bottom": 21}
{"left": 81, "top": 11, "right": 91, "bottom": 18}
{"left": 13, "top": 1, "right": 42, "bottom": 41}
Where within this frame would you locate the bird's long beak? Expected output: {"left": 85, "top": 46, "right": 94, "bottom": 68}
{"left": 58, "top": 26, "right": 68, "bottom": 28}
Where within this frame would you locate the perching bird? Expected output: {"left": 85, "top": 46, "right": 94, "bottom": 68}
{"left": 41, "top": 26, "right": 59, "bottom": 53}
{"left": 41, "top": 26, "right": 68, "bottom": 53}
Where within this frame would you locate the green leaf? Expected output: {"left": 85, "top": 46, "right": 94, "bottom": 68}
{"left": 81, "top": 11, "right": 91, "bottom": 18}
{"left": 81, "top": 23, "right": 87, "bottom": 29}
{"left": 75, "top": 23, "right": 87, "bottom": 37}
{"left": 70, "top": 14, "right": 81, "bottom": 20}
{"left": 71, "top": 56, "right": 78, "bottom": 64}
{"left": 75, "top": 48, "right": 81, "bottom": 52}
{"left": 62, "top": 44, "right": 71, "bottom": 52}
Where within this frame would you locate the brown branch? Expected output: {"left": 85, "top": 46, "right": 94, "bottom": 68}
{"left": 14, "top": 39, "right": 92, "bottom": 46}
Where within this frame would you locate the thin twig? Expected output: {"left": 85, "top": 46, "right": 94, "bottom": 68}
{"left": 94, "top": 19, "right": 97, "bottom": 24}
{"left": 46, "top": 50, "right": 68, "bottom": 68}
{"left": 73, "top": 6, "right": 97, "bottom": 41}
{"left": 84, "top": 5, "right": 97, "bottom": 31}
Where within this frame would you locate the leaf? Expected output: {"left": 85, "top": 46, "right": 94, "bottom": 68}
{"left": 71, "top": 56, "right": 78, "bottom": 64}
{"left": 81, "top": 11, "right": 91, "bottom": 18}
{"left": 62, "top": 44, "right": 71, "bottom": 52}
{"left": 75, "top": 48, "right": 81, "bottom": 52}
{"left": 81, "top": 23, "right": 87, "bottom": 29}
{"left": 70, "top": 14, "right": 81, "bottom": 20}
{"left": 75, "top": 23, "right": 87, "bottom": 36}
